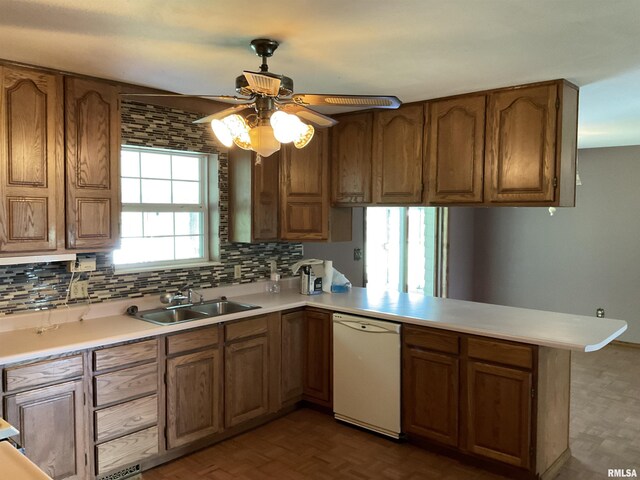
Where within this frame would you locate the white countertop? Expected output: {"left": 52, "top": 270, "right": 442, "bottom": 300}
{"left": 0, "top": 442, "right": 52, "bottom": 480}
{"left": 0, "top": 286, "right": 628, "bottom": 365}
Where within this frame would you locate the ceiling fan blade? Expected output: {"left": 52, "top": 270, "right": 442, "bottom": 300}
{"left": 278, "top": 103, "right": 338, "bottom": 128}
{"left": 120, "top": 93, "right": 252, "bottom": 104}
{"left": 243, "top": 70, "right": 282, "bottom": 96}
{"left": 193, "top": 104, "right": 254, "bottom": 124}
{"left": 292, "top": 94, "right": 401, "bottom": 109}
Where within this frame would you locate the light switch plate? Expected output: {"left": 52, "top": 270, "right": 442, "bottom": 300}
{"left": 70, "top": 280, "right": 89, "bottom": 299}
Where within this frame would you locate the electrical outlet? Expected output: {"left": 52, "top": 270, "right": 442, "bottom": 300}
{"left": 234, "top": 265, "right": 242, "bottom": 279}
{"left": 67, "top": 257, "right": 96, "bottom": 272}
{"left": 70, "top": 280, "right": 89, "bottom": 299}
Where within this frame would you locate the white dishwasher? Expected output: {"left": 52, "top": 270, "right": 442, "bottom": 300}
{"left": 332, "top": 313, "right": 401, "bottom": 439}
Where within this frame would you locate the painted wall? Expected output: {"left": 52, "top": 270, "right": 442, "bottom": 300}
{"left": 471, "top": 145, "right": 640, "bottom": 343}
{"left": 447, "top": 208, "right": 476, "bottom": 301}
{"left": 303, "top": 207, "right": 365, "bottom": 287}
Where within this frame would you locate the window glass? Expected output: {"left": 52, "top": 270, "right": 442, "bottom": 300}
{"left": 113, "top": 146, "right": 212, "bottom": 269}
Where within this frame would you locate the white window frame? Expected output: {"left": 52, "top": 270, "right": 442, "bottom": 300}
{"left": 113, "top": 145, "right": 220, "bottom": 273}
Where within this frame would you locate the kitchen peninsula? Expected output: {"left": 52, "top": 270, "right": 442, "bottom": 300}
{"left": 0, "top": 283, "right": 627, "bottom": 480}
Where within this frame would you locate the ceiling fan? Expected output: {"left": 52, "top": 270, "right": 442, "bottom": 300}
{"left": 123, "top": 38, "right": 402, "bottom": 157}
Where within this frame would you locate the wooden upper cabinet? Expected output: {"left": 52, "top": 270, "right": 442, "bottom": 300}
{"left": 427, "top": 95, "right": 486, "bottom": 204}
{"left": 229, "top": 149, "right": 279, "bottom": 242}
{"left": 331, "top": 112, "right": 373, "bottom": 205}
{"left": 373, "top": 104, "right": 424, "bottom": 204}
{"left": 65, "top": 77, "right": 120, "bottom": 249}
{"left": 485, "top": 82, "right": 566, "bottom": 204}
{"left": 0, "top": 66, "right": 63, "bottom": 253}
{"left": 280, "top": 129, "right": 329, "bottom": 241}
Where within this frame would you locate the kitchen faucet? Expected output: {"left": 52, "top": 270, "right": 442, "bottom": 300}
{"left": 159, "top": 285, "right": 204, "bottom": 306}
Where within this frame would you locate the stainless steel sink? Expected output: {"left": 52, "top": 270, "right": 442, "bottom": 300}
{"left": 136, "top": 307, "right": 210, "bottom": 325}
{"left": 189, "top": 300, "right": 261, "bottom": 317}
{"left": 133, "top": 299, "right": 261, "bottom": 325}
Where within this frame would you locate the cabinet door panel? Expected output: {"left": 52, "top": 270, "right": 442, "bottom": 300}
{"left": 281, "top": 310, "right": 305, "bottom": 403}
{"left": 167, "top": 349, "right": 222, "bottom": 449}
{"left": 427, "top": 96, "right": 485, "bottom": 204}
{"left": 0, "top": 66, "right": 62, "bottom": 253}
{"left": 331, "top": 112, "right": 373, "bottom": 205}
{"left": 5, "top": 380, "right": 86, "bottom": 480}
{"left": 303, "top": 309, "right": 332, "bottom": 406}
{"left": 486, "top": 84, "right": 557, "bottom": 203}
{"left": 466, "top": 361, "right": 532, "bottom": 468}
{"left": 225, "top": 336, "right": 269, "bottom": 428}
{"left": 280, "top": 130, "right": 329, "bottom": 240}
{"left": 403, "top": 347, "right": 459, "bottom": 446}
{"left": 252, "top": 152, "right": 280, "bottom": 240}
{"left": 65, "top": 77, "right": 120, "bottom": 249}
{"left": 373, "top": 104, "right": 424, "bottom": 204}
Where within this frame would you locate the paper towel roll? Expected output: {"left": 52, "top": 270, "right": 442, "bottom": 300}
{"left": 322, "top": 260, "right": 333, "bottom": 293}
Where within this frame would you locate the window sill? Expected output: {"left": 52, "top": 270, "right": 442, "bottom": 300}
{"left": 113, "top": 260, "right": 222, "bottom": 275}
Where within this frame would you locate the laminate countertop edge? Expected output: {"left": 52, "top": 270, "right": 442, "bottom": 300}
{"left": 0, "top": 287, "right": 628, "bottom": 365}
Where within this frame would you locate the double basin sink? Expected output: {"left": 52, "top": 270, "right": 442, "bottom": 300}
{"left": 133, "top": 299, "right": 261, "bottom": 325}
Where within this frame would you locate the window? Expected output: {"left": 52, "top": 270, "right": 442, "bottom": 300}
{"left": 113, "top": 146, "right": 218, "bottom": 270}
{"left": 365, "top": 207, "right": 447, "bottom": 296}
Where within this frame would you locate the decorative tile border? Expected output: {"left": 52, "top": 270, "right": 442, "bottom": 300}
{"left": 0, "top": 101, "right": 302, "bottom": 317}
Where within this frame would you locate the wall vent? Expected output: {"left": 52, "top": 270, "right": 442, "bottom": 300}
{"left": 98, "top": 464, "right": 141, "bottom": 480}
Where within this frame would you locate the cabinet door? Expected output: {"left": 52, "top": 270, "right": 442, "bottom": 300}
{"left": 373, "top": 104, "right": 424, "bottom": 204}
{"left": 5, "top": 380, "right": 87, "bottom": 480}
{"left": 229, "top": 149, "right": 279, "bottom": 242}
{"left": 224, "top": 336, "right": 269, "bottom": 428}
{"left": 0, "top": 66, "right": 63, "bottom": 253}
{"left": 166, "top": 348, "right": 222, "bottom": 449}
{"left": 466, "top": 361, "right": 532, "bottom": 468}
{"left": 403, "top": 346, "right": 459, "bottom": 447}
{"left": 65, "top": 77, "right": 120, "bottom": 249}
{"left": 331, "top": 112, "right": 373, "bottom": 205}
{"left": 303, "top": 309, "right": 332, "bottom": 407}
{"left": 485, "top": 84, "right": 558, "bottom": 203}
{"left": 281, "top": 310, "right": 305, "bottom": 403}
{"left": 280, "top": 129, "right": 329, "bottom": 240}
{"left": 252, "top": 152, "right": 280, "bottom": 241}
{"left": 427, "top": 95, "right": 485, "bottom": 204}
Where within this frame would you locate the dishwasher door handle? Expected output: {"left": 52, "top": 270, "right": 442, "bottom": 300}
{"left": 334, "top": 320, "right": 397, "bottom": 333}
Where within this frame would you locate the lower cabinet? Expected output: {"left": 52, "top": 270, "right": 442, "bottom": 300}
{"left": 403, "top": 345, "right": 459, "bottom": 447}
{"left": 281, "top": 310, "right": 305, "bottom": 404}
{"left": 465, "top": 360, "right": 532, "bottom": 467}
{"left": 5, "top": 380, "right": 87, "bottom": 480}
{"left": 224, "top": 316, "right": 270, "bottom": 428}
{"left": 303, "top": 308, "right": 332, "bottom": 407}
{"left": 166, "top": 348, "right": 222, "bottom": 449}
{"left": 402, "top": 325, "right": 537, "bottom": 473}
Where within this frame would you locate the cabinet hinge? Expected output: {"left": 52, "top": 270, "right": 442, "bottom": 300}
{"left": 556, "top": 96, "right": 560, "bottom": 110}
{"left": 163, "top": 372, "right": 167, "bottom": 384}
{"left": 530, "top": 446, "right": 535, "bottom": 459}
{"left": 552, "top": 177, "right": 558, "bottom": 188}
{"left": 84, "top": 453, "right": 88, "bottom": 466}
{"left": 531, "top": 387, "right": 536, "bottom": 398}
{"left": 83, "top": 392, "right": 86, "bottom": 406}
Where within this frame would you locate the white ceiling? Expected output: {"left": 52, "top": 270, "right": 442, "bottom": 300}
{"left": 1, "top": 0, "right": 640, "bottom": 148}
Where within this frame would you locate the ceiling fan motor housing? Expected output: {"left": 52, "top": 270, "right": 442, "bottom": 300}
{"left": 235, "top": 74, "right": 294, "bottom": 97}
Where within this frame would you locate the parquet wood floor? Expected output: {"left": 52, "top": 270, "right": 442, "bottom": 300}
{"left": 142, "top": 345, "right": 640, "bottom": 479}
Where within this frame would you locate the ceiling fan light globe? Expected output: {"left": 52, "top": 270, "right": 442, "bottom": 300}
{"left": 249, "top": 124, "right": 281, "bottom": 157}
{"left": 270, "top": 111, "right": 297, "bottom": 143}
{"left": 210, "top": 119, "right": 233, "bottom": 147}
{"left": 293, "top": 124, "right": 315, "bottom": 149}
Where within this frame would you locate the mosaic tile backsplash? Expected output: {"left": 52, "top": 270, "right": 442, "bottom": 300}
{"left": 0, "top": 101, "right": 303, "bottom": 317}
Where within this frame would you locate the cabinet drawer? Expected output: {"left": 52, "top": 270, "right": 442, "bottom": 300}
{"left": 95, "top": 394, "right": 158, "bottom": 443}
{"left": 96, "top": 425, "right": 159, "bottom": 475}
{"left": 225, "top": 315, "right": 268, "bottom": 342}
{"left": 166, "top": 326, "right": 219, "bottom": 355}
{"left": 4, "top": 355, "right": 84, "bottom": 392}
{"left": 93, "top": 339, "right": 158, "bottom": 372}
{"left": 404, "top": 326, "right": 459, "bottom": 355}
{"left": 94, "top": 363, "right": 158, "bottom": 407}
{"left": 467, "top": 337, "right": 534, "bottom": 369}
